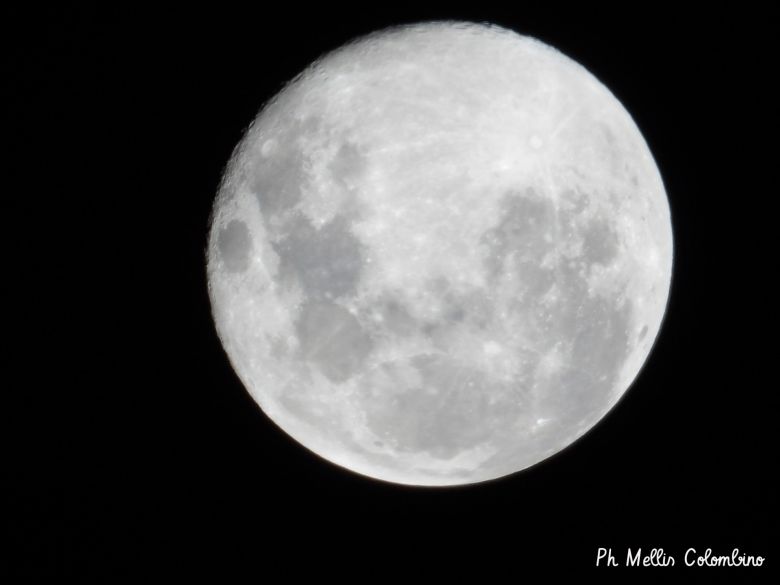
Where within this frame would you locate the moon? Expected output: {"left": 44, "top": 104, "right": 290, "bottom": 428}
{"left": 206, "top": 21, "right": 673, "bottom": 486}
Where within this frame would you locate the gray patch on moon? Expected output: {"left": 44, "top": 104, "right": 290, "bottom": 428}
{"left": 478, "top": 297, "right": 633, "bottom": 478}
{"left": 273, "top": 214, "right": 365, "bottom": 300}
{"left": 422, "top": 284, "right": 496, "bottom": 348}
{"left": 463, "top": 186, "right": 635, "bottom": 476}
{"left": 359, "top": 355, "right": 523, "bottom": 459}
{"left": 581, "top": 218, "right": 619, "bottom": 265}
{"left": 294, "top": 300, "right": 373, "bottom": 383}
{"left": 481, "top": 189, "right": 557, "bottom": 298}
{"left": 531, "top": 276, "right": 633, "bottom": 428}
{"left": 329, "top": 142, "right": 367, "bottom": 189}
{"left": 250, "top": 117, "right": 320, "bottom": 218}
{"left": 217, "top": 220, "right": 252, "bottom": 273}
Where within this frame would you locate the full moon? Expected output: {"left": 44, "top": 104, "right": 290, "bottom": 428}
{"left": 206, "top": 22, "right": 672, "bottom": 485}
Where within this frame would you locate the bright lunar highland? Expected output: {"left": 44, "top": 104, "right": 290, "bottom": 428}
{"left": 207, "top": 21, "right": 673, "bottom": 485}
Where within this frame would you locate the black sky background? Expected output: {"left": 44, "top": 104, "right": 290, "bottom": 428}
{"left": 4, "top": 4, "right": 776, "bottom": 583}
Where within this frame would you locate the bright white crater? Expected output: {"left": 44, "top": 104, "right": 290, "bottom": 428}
{"left": 207, "top": 21, "right": 673, "bottom": 485}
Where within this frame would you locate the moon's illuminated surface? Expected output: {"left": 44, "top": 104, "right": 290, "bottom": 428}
{"left": 207, "top": 22, "right": 673, "bottom": 485}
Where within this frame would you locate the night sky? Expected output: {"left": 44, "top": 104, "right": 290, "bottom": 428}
{"left": 4, "top": 4, "right": 774, "bottom": 583}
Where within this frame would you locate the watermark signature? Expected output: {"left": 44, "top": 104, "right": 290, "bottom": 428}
{"left": 596, "top": 547, "right": 765, "bottom": 568}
